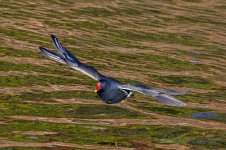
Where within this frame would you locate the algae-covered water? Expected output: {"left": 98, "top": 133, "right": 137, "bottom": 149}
{"left": 0, "top": 0, "right": 226, "bottom": 149}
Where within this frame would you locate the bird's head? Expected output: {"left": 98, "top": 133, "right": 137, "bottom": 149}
{"left": 95, "top": 79, "right": 111, "bottom": 93}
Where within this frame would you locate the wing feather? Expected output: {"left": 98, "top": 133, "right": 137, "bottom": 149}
{"left": 40, "top": 47, "right": 66, "bottom": 64}
{"left": 119, "top": 84, "right": 188, "bottom": 106}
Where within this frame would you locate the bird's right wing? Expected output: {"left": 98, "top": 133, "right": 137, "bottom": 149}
{"left": 119, "top": 84, "right": 189, "bottom": 106}
{"left": 39, "top": 35, "right": 106, "bottom": 81}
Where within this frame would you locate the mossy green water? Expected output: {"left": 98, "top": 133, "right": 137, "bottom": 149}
{"left": 0, "top": 91, "right": 97, "bottom": 102}
{"left": 0, "top": 0, "right": 226, "bottom": 149}
{"left": 150, "top": 75, "right": 221, "bottom": 90}
{"left": 0, "top": 148, "right": 47, "bottom": 150}
{"left": 137, "top": 102, "right": 226, "bottom": 123}
{"left": 0, "top": 61, "right": 75, "bottom": 76}
{"left": 0, "top": 75, "right": 87, "bottom": 87}
{"left": 178, "top": 90, "right": 226, "bottom": 103}
{"left": 138, "top": 102, "right": 209, "bottom": 117}
{"left": 1, "top": 120, "right": 226, "bottom": 149}
{"left": 0, "top": 47, "right": 40, "bottom": 58}
{"left": 0, "top": 102, "right": 147, "bottom": 119}
{"left": 0, "top": 28, "right": 49, "bottom": 45}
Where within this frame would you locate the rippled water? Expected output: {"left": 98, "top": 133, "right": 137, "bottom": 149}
{"left": 0, "top": 0, "right": 226, "bottom": 149}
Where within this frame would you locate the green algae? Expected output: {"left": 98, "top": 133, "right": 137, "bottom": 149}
{"left": 2, "top": 120, "right": 226, "bottom": 149}
{"left": 0, "top": 75, "right": 85, "bottom": 87}
{"left": 150, "top": 75, "right": 221, "bottom": 90}
{"left": 0, "top": 0, "right": 226, "bottom": 149}
{"left": 138, "top": 102, "right": 209, "bottom": 117}
{"left": 0, "top": 102, "right": 147, "bottom": 119}
{"left": 0, "top": 47, "right": 40, "bottom": 58}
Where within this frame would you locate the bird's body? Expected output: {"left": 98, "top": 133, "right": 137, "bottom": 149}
{"left": 39, "top": 35, "right": 190, "bottom": 106}
{"left": 96, "top": 78, "right": 131, "bottom": 104}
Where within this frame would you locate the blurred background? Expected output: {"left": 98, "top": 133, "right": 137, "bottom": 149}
{"left": 0, "top": 0, "right": 226, "bottom": 149}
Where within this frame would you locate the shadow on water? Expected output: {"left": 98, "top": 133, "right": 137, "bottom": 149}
{"left": 191, "top": 112, "right": 218, "bottom": 119}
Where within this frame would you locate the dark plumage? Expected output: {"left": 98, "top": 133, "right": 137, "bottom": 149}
{"left": 39, "top": 35, "right": 190, "bottom": 106}
{"left": 96, "top": 78, "right": 129, "bottom": 104}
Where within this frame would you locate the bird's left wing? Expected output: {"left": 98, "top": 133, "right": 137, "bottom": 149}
{"left": 118, "top": 84, "right": 189, "bottom": 106}
{"left": 39, "top": 47, "right": 66, "bottom": 64}
{"left": 39, "top": 35, "right": 106, "bottom": 81}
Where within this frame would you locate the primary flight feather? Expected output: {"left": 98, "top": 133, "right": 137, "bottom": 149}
{"left": 39, "top": 35, "right": 190, "bottom": 106}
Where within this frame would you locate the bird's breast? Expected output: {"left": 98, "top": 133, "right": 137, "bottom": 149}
{"left": 97, "top": 88, "right": 127, "bottom": 104}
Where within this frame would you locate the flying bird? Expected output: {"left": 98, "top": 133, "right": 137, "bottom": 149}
{"left": 39, "top": 35, "right": 190, "bottom": 106}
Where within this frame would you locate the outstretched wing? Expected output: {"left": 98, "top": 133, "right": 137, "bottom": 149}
{"left": 118, "top": 84, "right": 189, "bottom": 106}
{"left": 39, "top": 35, "right": 106, "bottom": 81}
{"left": 39, "top": 47, "right": 66, "bottom": 64}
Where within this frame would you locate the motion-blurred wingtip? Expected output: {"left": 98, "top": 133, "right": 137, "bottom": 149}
{"left": 169, "top": 102, "right": 186, "bottom": 107}
{"left": 155, "top": 94, "right": 187, "bottom": 107}
{"left": 51, "top": 34, "right": 56, "bottom": 38}
{"left": 39, "top": 47, "right": 45, "bottom": 52}
{"left": 39, "top": 46, "right": 43, "bottom": 50}
{"left": 178, "top": 102, "right": 187, "bottom": 107}
{"left": 39, "top": 47, "right": 49, "bottom": 54}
